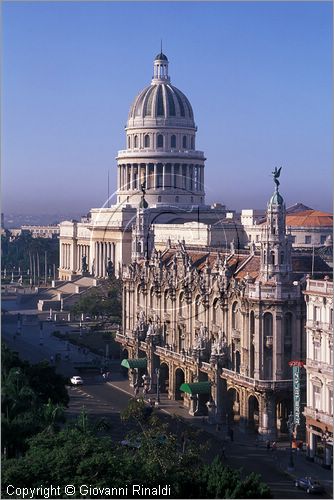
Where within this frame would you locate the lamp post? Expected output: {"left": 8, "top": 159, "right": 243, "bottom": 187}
{"left": 287, "top": 412, "right": 294, "bottom": 470}
{"left": 155, "top": 368, "right": 160, "bottom": 403}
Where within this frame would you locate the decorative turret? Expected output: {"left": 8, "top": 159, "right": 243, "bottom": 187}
{"left": 132, "top": 183, "right": 154, "bottom": 261}
{"left": 260, "top": 167, "right": 292, "bottom": 281}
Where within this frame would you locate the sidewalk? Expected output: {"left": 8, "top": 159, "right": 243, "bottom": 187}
{"left": 108, "top": 373, "right": 333, "bottom": 497}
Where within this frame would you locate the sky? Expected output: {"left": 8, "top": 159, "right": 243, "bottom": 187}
{"left": 2, "top": 1, "right": 332, "bottom": 215}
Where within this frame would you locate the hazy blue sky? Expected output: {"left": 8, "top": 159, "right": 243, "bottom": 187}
{"left": 2, "top": 1, "right": 332, "bottom": 215}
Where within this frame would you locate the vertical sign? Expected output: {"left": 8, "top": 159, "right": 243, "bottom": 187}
{"left": 289, "top": 361, "right": 304, "bottom": 426}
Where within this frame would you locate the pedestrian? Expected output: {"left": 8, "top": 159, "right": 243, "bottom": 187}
{"left": 220, "top": 446, "right": 226, "bottom": 460}
{"left": 216, "top": 423, "right": 222, "bottom": 432}
{"left": 272, "top": 441, "right": 277, "bottom": 452}
{"left": 266, "top": 440, "right": 270, "bottom": 451}
{"left": 229, "top": 428, "right": 234, "bottom": 442}
{"left": 102, "top": 373, "right": 106, "bottom": 381}
{"left": 134, "top": 385, "right": 139, "bottom": 397}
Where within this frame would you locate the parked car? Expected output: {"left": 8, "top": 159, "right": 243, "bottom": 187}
{"left": 70, "top": 375, "right": 83, "bottom": 385}
{"left": 294, "top": 477, "right": 324, "bottom": 494}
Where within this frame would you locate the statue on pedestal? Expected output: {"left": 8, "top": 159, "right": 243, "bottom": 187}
{"left": 82, "top": 255, "right": 88, "bottom": 273}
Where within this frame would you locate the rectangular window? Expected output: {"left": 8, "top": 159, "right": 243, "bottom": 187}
{"left": 290, "top": 235, "right": 296, "bottom": 243}
{"left": 314, "top": 343, "right": 321, "bottom": 361}
{"left": 320, "top": 235, "right": 327, "bottom": 244}
{"left": 305, "top": 235, "right": 311, "bottom": 244}
{"left": 328, "top": 389, "right": 333, "bottom": 415}
{"left": 313, "top": 306, "right": 321, "bottom": 322}
{"left": 329, "top": 346, "right": 333, "bottom": 366}
{"left": 330, "top": 309, "right": 333, "bottom": 325}
{"left": 256, "top": 234, "right": 260, "bottom": 242}
{"left": 313, "top": 385, "right": 321, "bottom": 410}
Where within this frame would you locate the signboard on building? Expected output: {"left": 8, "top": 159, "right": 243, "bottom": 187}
{"left": 289, "top": 360, "right": 304, "bottom": 426}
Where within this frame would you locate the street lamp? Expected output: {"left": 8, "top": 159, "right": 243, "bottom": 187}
{"left": 155, "top": 368, "right": 160, "bottom": 403}
{"left": 287, "top": 412, "right": 294, "bottom": 470}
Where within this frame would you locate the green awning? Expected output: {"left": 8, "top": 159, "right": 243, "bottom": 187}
{"left": 180, "top": 382, "right": 211, "bottom": 395}
{"left": 121, "top": 358, "right": 147, "bottom": 369}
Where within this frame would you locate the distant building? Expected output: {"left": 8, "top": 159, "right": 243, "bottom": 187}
{"left": 8, "top": 225, "right": 60, "bottom": 239}
{"left": 242, "top": 206, "right": 333, "bottom": 249}
{"left": 303, "top": 277, "right": 333, "bottom": 468}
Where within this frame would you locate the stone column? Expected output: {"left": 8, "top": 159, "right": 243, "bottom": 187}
{"left": 153, "top": 163, "right": 157, "bottom": 189}
{"left": 254, "top": 311, "right": 261, "bottom": 379}
{"left": 145, "top": 163, "right": 149, "bottom": 188}
{"left": 130, "top": 164, "right": 134, "bottom": 191}
{"left": 162, "top": 163, "right": 166, "bottom": 190}
{"left": 259, "top": 393, "right": 276, "bottom": 439}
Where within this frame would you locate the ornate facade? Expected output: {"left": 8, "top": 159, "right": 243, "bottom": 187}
{"left": 116, "top": 180, "right": 332, "bottom": 438}
{"left": 304, "top": 278, "right": 333, "bottom": 467}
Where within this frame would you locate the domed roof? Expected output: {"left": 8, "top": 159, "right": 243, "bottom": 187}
{"left": 269, "top": 189, "right": 284, "bottom": 206}
{"left": 129, "top": 83, "right": 194, "bottom": 122}
{"left": 127, "top": 52, "right": 195, "bottom": 127}
{"left": 155, "top": 52, "right": 168, "bottom": 61}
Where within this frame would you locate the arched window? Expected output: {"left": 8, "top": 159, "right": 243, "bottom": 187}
{"left": 232, "top": 302, "right": 238, "bottom": 329}
{"left": 271, "top": 252, "right": 275, "bottom": 265}
{"left": 191, "top": 137, "right": 195, "bottom": 149}
{"left": 213, "top": 298, "right": 219, "bottom": 324}
{"left": 144, "top": 134, "right": 150, "bottom": 148}
{"left": 134, "top": 135, "right": 138, "bottom": 148}
{"left": 280, "top": 252, "right": 285, "bottom": 264}
{"left": 263, "top": 312, "right": 273, "bottom": 337}
{"left": 195, "top": 296, "right": 200, "bottom": 320}
{"left": 182, "top": 136, "right": 187, "bottom": 148}
{"left": 157, "top": 134, "right": 163, "bottom": 148}
{"left": 171, "top": 135, "right": 176, "bottom": 148}
{"left": 250, "top": 311, "right": 255, "bottom": 335}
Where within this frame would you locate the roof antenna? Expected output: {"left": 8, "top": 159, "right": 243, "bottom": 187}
{"left": 160, "top": 39, "right": 162, "bottom": 53}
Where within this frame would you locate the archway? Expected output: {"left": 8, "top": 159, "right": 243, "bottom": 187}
{"left": 175, "top": 368, "right": 185, "bottom": 400}
{"left": 248, "top": 395, "right": 259, "bottom": 431}
{"left": 227, "top": 388, "right": 240, "bottom": 427}
{"left": 159, "top": 363, "right": 169, "bottom": 394}
{"left": 276, "top": 399, "right": 291, "bottom": 434}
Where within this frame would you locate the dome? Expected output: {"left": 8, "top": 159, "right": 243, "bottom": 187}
{"left": 127, "top": 52, "right": 195, "bottom": 128}
{"left": 129, "top": 83, "right": 194, "bottom": 123}
{"left": 155, "top": 52, "right": 168, "bottom": 61}
{"left": 269, "top": 189, "right": 284, "bottom": 206}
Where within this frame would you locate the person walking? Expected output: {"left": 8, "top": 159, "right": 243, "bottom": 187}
{"left": 229, "top": 428, "right": 234, "bottom": 442}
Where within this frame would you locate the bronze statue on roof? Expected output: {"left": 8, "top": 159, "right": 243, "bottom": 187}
{"left": 272, "top": 166, "right": 282, "bottom": 188}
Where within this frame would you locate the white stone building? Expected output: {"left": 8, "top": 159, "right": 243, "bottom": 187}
{"left": 58, "top": 51, "right": 229, "bottom": 280}
{"left": 304, "top": 277, "right": 333, "bottom": 468}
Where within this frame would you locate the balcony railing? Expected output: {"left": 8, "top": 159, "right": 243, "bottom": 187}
{"left": 304, "top": 407, "right": 333, "bottom": 426}
{"left": 221, "top": 368, "right": 292, "bottom": 390}
{"left": 231, "top": 328, "right": 241, "bottom": 340}
{"left": 306, "top": 320, "right": 333, "bottom": 334}
{"left": 306, "top": 358, "right": 333, "bottom": 376}
{"left": 265, "top": 336, "right": 273, "bottom": 348}
{"left": 306, "top": 279, "right": 333, "bottom": 295}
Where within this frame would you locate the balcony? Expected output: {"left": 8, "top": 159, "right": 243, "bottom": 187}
{"left": 306, "top": 358, "right": 333, "bottom": 376}
{"left": 304, "top": 407, "right": 333, "bottom": 427}
{"left": 221, "top": 368, "right": 292, "bottom": 391}
{"left": 306, "top": 279, "right": 333, "bottom": 295}
{"left": 306, "top": 320, "right": 333, "bottom": 334}
{"left": 231, "top": 328, "right": 241, "bottom": 340}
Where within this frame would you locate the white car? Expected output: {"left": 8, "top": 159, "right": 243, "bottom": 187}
{"left": 70, "top": 376, "right": 83, "bottom": 385}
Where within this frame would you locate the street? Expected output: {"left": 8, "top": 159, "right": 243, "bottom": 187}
{"left": 2, "top": 308, "right": 332, "bottom": 499}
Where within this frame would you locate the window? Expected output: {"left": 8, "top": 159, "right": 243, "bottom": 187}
{"left": 191, "top": 137, "right": 195, "bottom": 149}
{"left": 305, "top": 235, "right": 311, "bottom": 244}
{"left": 182, "top": 136, "right": 187, "bottom": 148}
{"left": 128, "top": 137, "right": 131, "bottom": 149}
{"left": 329, "top": 345, "right": 333, "bottom": 365}
{"left": 313, "top": 306, "right": 321, "bottom": 322}
{"left": 134, "top": 135, "right": 138, "bottom": 148}
{"left": 290, "top": 235, "right": 296, "bottom": 243}
{"left": 328, "top": 389, "right": 333, "bottom": 414}
{"left": 320, "top": 235, "right": 327, "bottom": 245}
{"left": 271, "top": 252, "right": 275, "bottom": 265}
{"left": 157, "top": 134, "right": 163, "bottom": 147}
{"left": 158, "top": 196, "right": 161, "bottom": 202}
{"left": 144, "top": 135, "right": 150, "bottom": 148}
{"left": 175, "top": 196, "right": 179, "bottom": 202}
{"left": 330, "top": 309, "right": 333, "bottom": 325}
{"left": 171, "top": 135, "right": 176, "bottom": 148}
{"left": 263, "top": 312, "right": 273, "bottom": 337}
{"left": 232, "top": 302, "right": 238, "bottom": 329}
{"left": 313, "top": 385, "right": 321, "bottom": 410}
{"left": 314, "top": 342, "right": 321, "bottom": 361}
{"left": 256, "top": 235, "right": 260, "bottom": 243}
{"left": 191, "top": 196, "right": 193, "bottom": 203}
{"left": 250, "top": 311, "right": 255, "bottom": 335}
